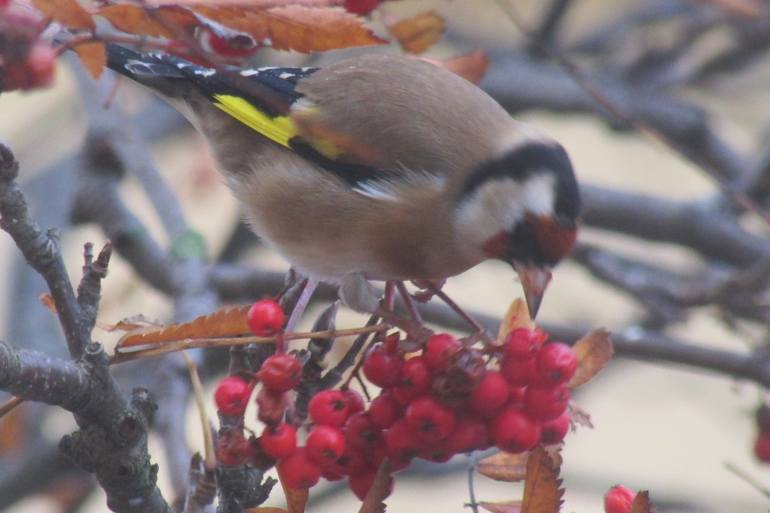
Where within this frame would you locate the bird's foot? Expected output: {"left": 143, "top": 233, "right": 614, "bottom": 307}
{"left": 410, "top": 278, "right": 446, "bottom": 303}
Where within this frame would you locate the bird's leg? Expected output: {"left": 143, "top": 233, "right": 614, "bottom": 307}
{"left": 275, "top": 268, "right": 302, "bottom": 301}
{"left": 411, "top": 278, "right": 446, "bottom": 303}
{"left": 395, "top": 281, "right": 423, "bottom": 324}
{"left": 424, "top": 282, "right": 493, "bottom": 344}
{"left": 284, "top": 277, "right": 319, "bottom": 333}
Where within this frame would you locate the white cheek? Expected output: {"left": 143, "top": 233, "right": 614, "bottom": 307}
{"left": 455, "top": 174, "right": 555, "bottom": 247}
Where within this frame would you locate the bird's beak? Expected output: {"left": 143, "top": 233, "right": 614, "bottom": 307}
{"left": 512, "top": 263, "right": 552, "bottom": 319}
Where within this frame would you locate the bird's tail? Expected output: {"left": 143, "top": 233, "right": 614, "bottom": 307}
{"left": 105, "top": 43, "right": 192, "bottom": 99}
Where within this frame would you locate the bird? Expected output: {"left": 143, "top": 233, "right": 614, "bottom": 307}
{"left": 104, "top": 44, "right": 580, "bottom": 319}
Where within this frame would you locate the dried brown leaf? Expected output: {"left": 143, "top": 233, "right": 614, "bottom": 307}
{"left": 688, "top": 0, "right": 763, "bottom": 18}
{"left": 387, "top": 10, "right": 444, "bottom": 54}
{"left": 32, "top": 0, "right": 94, "bottom": 29}
{"left": 497, "top": 298, "right": 534, "bottom": 344}
{"left": 568, "top": 404, "right": 593, "bottom": 429}
{"left": 629, "top": 491, "right": 652, "bottom": 513}
{"left": 567, "top": 328, "right": 613, "bottom": 388}
{"left": 101, "top": 314, "right": 163, "bottom": 333}
{"left": 96, "top": 5, "right": 179, "bottom": 39}
{"left": 39, "top": 293, "right": 57, "bottom": 315}
{"left": 74, "top": 41, "right": 106, "bottom": 79}
{"left": 520, "top": 446, "right": 563, "bottom": 513}
{"left": 480, "top": 501, "right": 522, "bottom": 513}
{"left": 358, "top": 459, "right": 392, "bottom": 513}
{"left": 117, "top": 305, "right": 251, "bottom": 349}
{"left": 477, "top": 447, "right": 562, "bottom": 483}
{"left": 196, "top": 5, "right": 387, "bottom": 52}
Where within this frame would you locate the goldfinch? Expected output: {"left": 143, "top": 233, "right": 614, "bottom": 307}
{"left": 105, "top": 45, "right": 580, "bottom": 317}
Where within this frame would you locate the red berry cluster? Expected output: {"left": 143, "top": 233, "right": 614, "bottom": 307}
{"left": 0, "top": 5, "right": 56, "bottom": 92}
{"left": 754, "top": 404, "right": 770, "bottom": 463}
{"left": 603, "top": 485, "right": 636, "bottom": 513}
{"left": 214, "top": 300, "right": 578, "bottom": 501}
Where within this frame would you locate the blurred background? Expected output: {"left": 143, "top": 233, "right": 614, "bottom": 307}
{"left": 1, "top": 0, "right": 770, "bottom": 511}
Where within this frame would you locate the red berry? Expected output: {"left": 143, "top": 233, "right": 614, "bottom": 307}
{"left": 419, "top": 443, "right": 453, "bottom": 463}
{"left": 309, "top": 389, "right": 350, "bottom": 427}
{"left": 470, "top": 370, "right": 510, "bottom": 417}
{"left": 363, "top": 344, "right": 402, "bottom": 388}
{"left": 216, "top": 429, "right": 251, "bottom": 465}
{"left": 423, "top": 333, "right": 462, "bottom": 372}
{"left": 343, "top": 389, "right": 365, "bottom": 414}
{"left": 349, "top": 469, "right": 394, "bottom": 501}
{"left": 259, "top": 353, "right": 301, "bottom": 393}
{"left": 535, "top": 342, "right": 578, "bottom": 385}
{"left": 405, "top": 396, "right": 456, "bottom": 441}
{"left": 369, "top": 392, "right": 401, "bottom": 429}
{"left": 500, "top": 357, "right": 536, "bottom": 386}
{"left": 259, "top": 422, "right": 297, "bottom": 459}
{"left": 393, "top": 355, "right": 432, "bottom": 403}
{"left": 247, "top": 298, "right": 285, "bottom": 336}
{"left": 445, "top": 416, "right": 489, "bottom": 454}
{"left": 306, "top": 425, "right": 346, "bottom": 466}
{"left": 344, "top": 412, "right": 382, "bottom": 450}
{"left": 344, "top": 0, "right": 381, "bottom": 16}
{"left": 278, "top": 448, "right": 321, "bottom": 489}
{"left": 335, "top": 447, "right": 369, "bottom": 476}
{"left": 604, "top": 485, "right": 636, "bottom": 513}
{"left": 755, "top": 432, "right": 770, "bottom": 463}
{"left": 199, "top": 27, "right": 258, "bottom": 58}
{"left": 24, "top": 42, "right": 55, "bottom": 89}
{"left": 256, "top": 388, "right": 289, "bottom": 425}
{"left": 503, "top": 328, "right": 548, "bottom": 361}
{"left": 490, "top": 407, "right": 541, "bottom": 453}
{"left": 524, "top": 384, "right": 570, "bottom": 421}
{"left": 384, "top": 419, "right": 420, "bottom": 469}
{"left": 214, "top": 376, "right": 252, "bottom": 416}
{"left": 509, "top": 385, "right": 527, "bottom": 405}
{"left": 540, "top": 411, "right": 570, "bottom": 445}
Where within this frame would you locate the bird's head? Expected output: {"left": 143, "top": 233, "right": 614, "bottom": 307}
{"left": 454, "top": 140, "right": 580, "bottom": 318}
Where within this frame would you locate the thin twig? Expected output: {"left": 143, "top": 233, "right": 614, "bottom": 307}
{"left": 181, "top": 352, "right": 216, "bottom": 470}
{"left": 724, "top": 461, "right": 770, "bottom": 499}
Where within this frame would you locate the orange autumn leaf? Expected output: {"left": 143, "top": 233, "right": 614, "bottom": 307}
{"left": 32, "top": 0, "right": 94, "bottom": 29}
{"left": 0, "top": 400, "right": 24, "bottom": 456}
{"left": 277, "top": 471, "right": 308, "bottom": 513}
{"left": 387, "top": 10, "right": 445, "bottom": 54}
{"left": 477, "top": 447, "right": 562, "bottom": 483}
{"left": 629, "top": 491, "right": 653, "bottom": 513}
{"left": 567, "top": 328, "right": 613, "bottom": 389}
{"left": 520, "top": 446, "right": 564, "bottom": 513}
{"left": 39, "top": 292, "right": 57, "bottom": 315}
{"left": 480, "top": 501, "right": 522, "bottom": 513}
{"left": 196, "top": 5, "right": 387, "bottom": 52}
{"left": 96, "top": 5, "right": 181, "bottom": 39}
{"left": 74, "top": 41, "right": 106, "bottom": 79}
{"left": 116, "top": 304, "right": 251, "bottom": 349}
{"left": 102, "top": 314, "right": 163, "bottom": 333}
{"left": 358, "top": 460, "right": 391, "bottom": 513}
{"left": 496, "top": 298, "right": 534, "bottom": 344}
{"left": 429, "top": 49, "right": 490, "bottom": 84}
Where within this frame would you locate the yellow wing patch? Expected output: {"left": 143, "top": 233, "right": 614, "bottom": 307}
{"left": 213, "top": 94, "right": 296, "bottom": 149}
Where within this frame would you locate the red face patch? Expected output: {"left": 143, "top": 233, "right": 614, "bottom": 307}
{"left": 482, "top": 230, "right": 510, "bottom": 259}
{"left": 530, "top": 215, "right": 577, "bottom": 263}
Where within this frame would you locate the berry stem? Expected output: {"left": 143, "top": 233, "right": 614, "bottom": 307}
{"left": 427, "top": 284, "right": 493, "bottom": 344}
{"left": 396, "top": 281, "right": 423, "bottom": 324}
{"left": 466, "top": 453, "right": 480, "bottom": 513}
{"left": 110, "top": 323, "right": 389, "bottom": 364}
